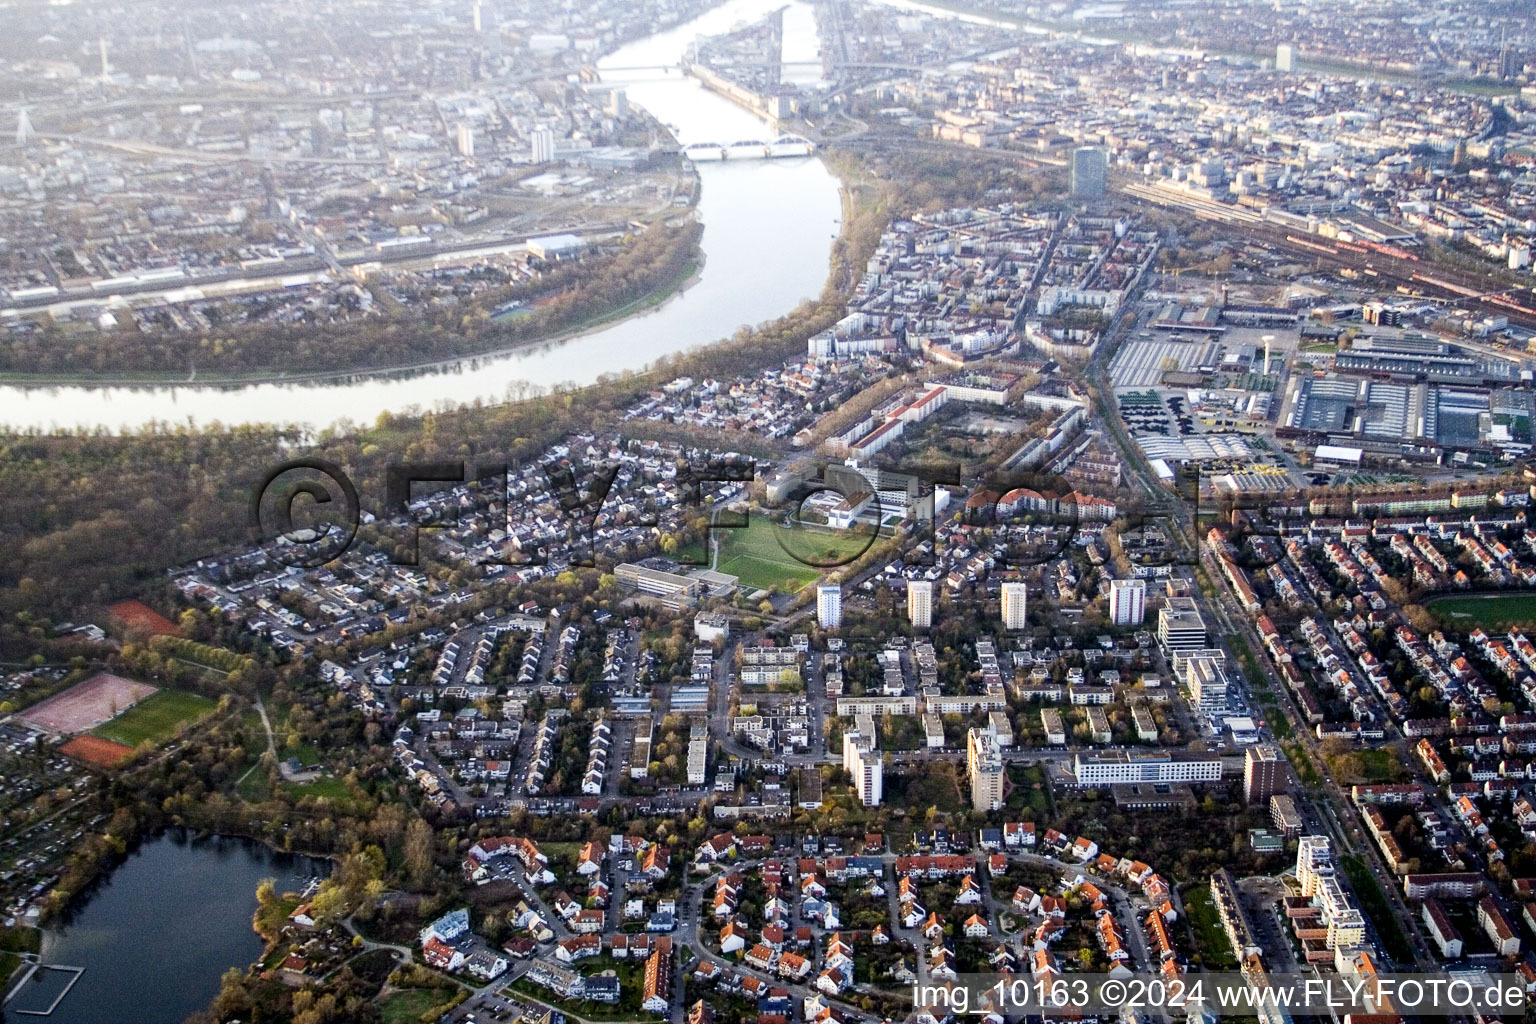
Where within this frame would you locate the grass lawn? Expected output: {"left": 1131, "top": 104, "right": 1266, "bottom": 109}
{"left": 1428, "top": 592, "right": 1536, "bottom": 629}
{"left": 1354, "top": 748, "right": 1402, "bottom": 784}
{"left": 288, "top": 776, "right": 353, "bottom": 803}
{"left": 288, "top": 741, "right": 323, "bottom": 767}
{"left": 235, "top": 758, "right": 270, "bottom": 802}
{"left": 379, "top": 988, "right": 455, "bottom": 1024}
{"left": 1182, "top": 884, "right": 1238, "bottom": 970}
{"left": 0, "top": 950, "right": 21, "bottom": 992}
{"left": 92, "top": 689, "right": 217, "bottom": 748}
{"left": 685, "top": 515, "right": 885, "bottom": 594}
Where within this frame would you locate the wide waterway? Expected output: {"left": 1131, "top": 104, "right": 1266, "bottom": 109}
{"left": 0, "top": 0, "right": 842, "bottom": 434}
{"left": 7, "top": 831, "right": 329, "bottom": 1024}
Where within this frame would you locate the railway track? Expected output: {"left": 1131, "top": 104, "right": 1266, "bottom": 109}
{"left": 1118, "top": 182, "right": 1536, "bottom": 330}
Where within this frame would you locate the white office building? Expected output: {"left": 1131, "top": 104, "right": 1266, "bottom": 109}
{"left": 908, "top": 581, "right": 933, "bottom": 629}
{"left": 817, "top": 583, "right": 843, "bottom": 629}
{"left": 1072, "top": 751, "right": 1222, "bottom": 786}
{"left": 1158, "top": 596, "right": 1207, "bottom": 652}
{"left": 1001, "top": 582, "right": 1028, "bottom": 630}
{"left": 1108, "top": 578, "right": 1146, "bottom": 626}
{"left": 1187, "top": 656, "right": 1230, "bottom": 715}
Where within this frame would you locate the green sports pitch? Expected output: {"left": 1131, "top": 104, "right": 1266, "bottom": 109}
{"left": 1427, "top": 592, "right": 1536, "bottom": 629}
{"left": 91, "top": 689, "right": 217, "bottom": 748}
{"left": 683, "top": 516, "right": 886, "bottom": 593}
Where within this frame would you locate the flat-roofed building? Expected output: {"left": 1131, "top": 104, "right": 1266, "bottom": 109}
{"left": 923, "top": 712, "right": 945, "bottom": 748}
{"left": 1187, "top": 656, "right": 1230, "bottom": 715}
{"left": 967, "top": 727, "right": 1004, "bottom": 811}
{"left": 1212, "top": 868, "right": 1262, "bottom": 961}
{"left": 1002, "top": 582, "right": 1028, "bottom": 630}
{"left": 1159, "top": 596, "right": 1207, "bottom": 652}
{"left": 1042, "top": 708, "right": 1067, "bottom": 745}
{"left": 908, "top": 581, "right": 933, "bottom": 629}
{"left": 1131, "top": 703, "right": 1158, "bottom": 742}
{"left": 1270, "top": 794, "right": 1303, "bottom": 838}
{"left": 616, "top": 563, "right": 708, "bottom": 605}
{"left": 1073, "top": 750, "right": 1221, "bottom": 786}
{"left": 817, "top": 584, "right": 842, "bottom": 629}
{"left": 1108, "top": 578, "right": 1146, "bottom": 626}
{"left": 837, "top": 696, "right": 917, "bottom": 717}
{"left": 687, "top": 724, "right": 708, "bottom": 785}
{"left": 1245, "top": 745, "right": 1286, "bottom": 805}
{"left": 843, "top": 726, "right": 883, "bottom": 807}
{"left": 1087, "top": 706, "right": 1111, "bottom": 744}
{"left": 988, "top": 710, "right": 1013, "bottom": 747}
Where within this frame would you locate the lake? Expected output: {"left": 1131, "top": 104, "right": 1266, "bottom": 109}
{"left": 11, "top": 831, "right": 328, "bottom": 1024}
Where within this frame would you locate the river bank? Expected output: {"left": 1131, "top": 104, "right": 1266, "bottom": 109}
{"left": 0, "top": 250, "right": 707, "bottom": 392}
{"left": 0, "top": 0, "right": 843, "bottom": 433}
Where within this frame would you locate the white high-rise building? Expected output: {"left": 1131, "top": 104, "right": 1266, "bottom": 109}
{"left": 1187, "top": 656, "right": 1229, "bottom": 715}
{"left": 967, "top": 727, "right": 1004, "bottom": 811}
{"left": 1296, "top": 835, "right": 1366, "bottom": 950}
{"left": 817, "top": 583, "right": 842, "bottom": 629}
{"left": 456, "top": 123, "right": 475, "bottom": 158}
{"left": 1275, "top": 44, "right": 1295, "bottom": 71}
{"left": 472, "top": 0, "right": 483, "bottom": 31}
{"left": 530, "top": 125, "right": 555, "bottom": 163}
{"left": 843, "top": 729, "right": 882, "bottom": 806}
{"left": 1108, "top": 578, "right": 1146, "bottom": 626}
{"left": 1159, "top": 596, "right": 1207, "bottom": 652}
{"left": 15, "top": 108, "right": 33, "bottom": 147}
{"left": 1001, "top": 582, "right": 1028, "bottom": 630}
{"left": 907, "top": 581, "right": 933, "bottom": 629}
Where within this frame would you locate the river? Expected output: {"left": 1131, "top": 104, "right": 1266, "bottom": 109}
{"left": 0, "top": 0, "right": 842, "bottom": 434}
{"left": 7, "top": 831, "right": 328, "bottom": 1024}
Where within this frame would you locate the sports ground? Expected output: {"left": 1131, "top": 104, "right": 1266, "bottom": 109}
{"left": 59, "top": 735, "right": 136, "bottom": 768}
{"left": 16, "top": 672, "right": 157, "bottom": 735}
{"left": 91, "top": 689, "right": 217, "bottom": 747}
{"left": 1427, "top": 592, "right": 1536, "bottom": 629}
{"left": 686, "top": 517, "right": 883, "bottom": 593}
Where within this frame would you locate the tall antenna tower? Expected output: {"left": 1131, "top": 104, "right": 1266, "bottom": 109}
{"left": 184, "top": 23, "right": 200, "bottom": 79}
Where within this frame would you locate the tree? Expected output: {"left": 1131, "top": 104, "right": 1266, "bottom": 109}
{"left": 309, "top": 881, "right": 348, "bottom": 924}
{"left": 404, "top": 818, "right": 435, "bottom": 889}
